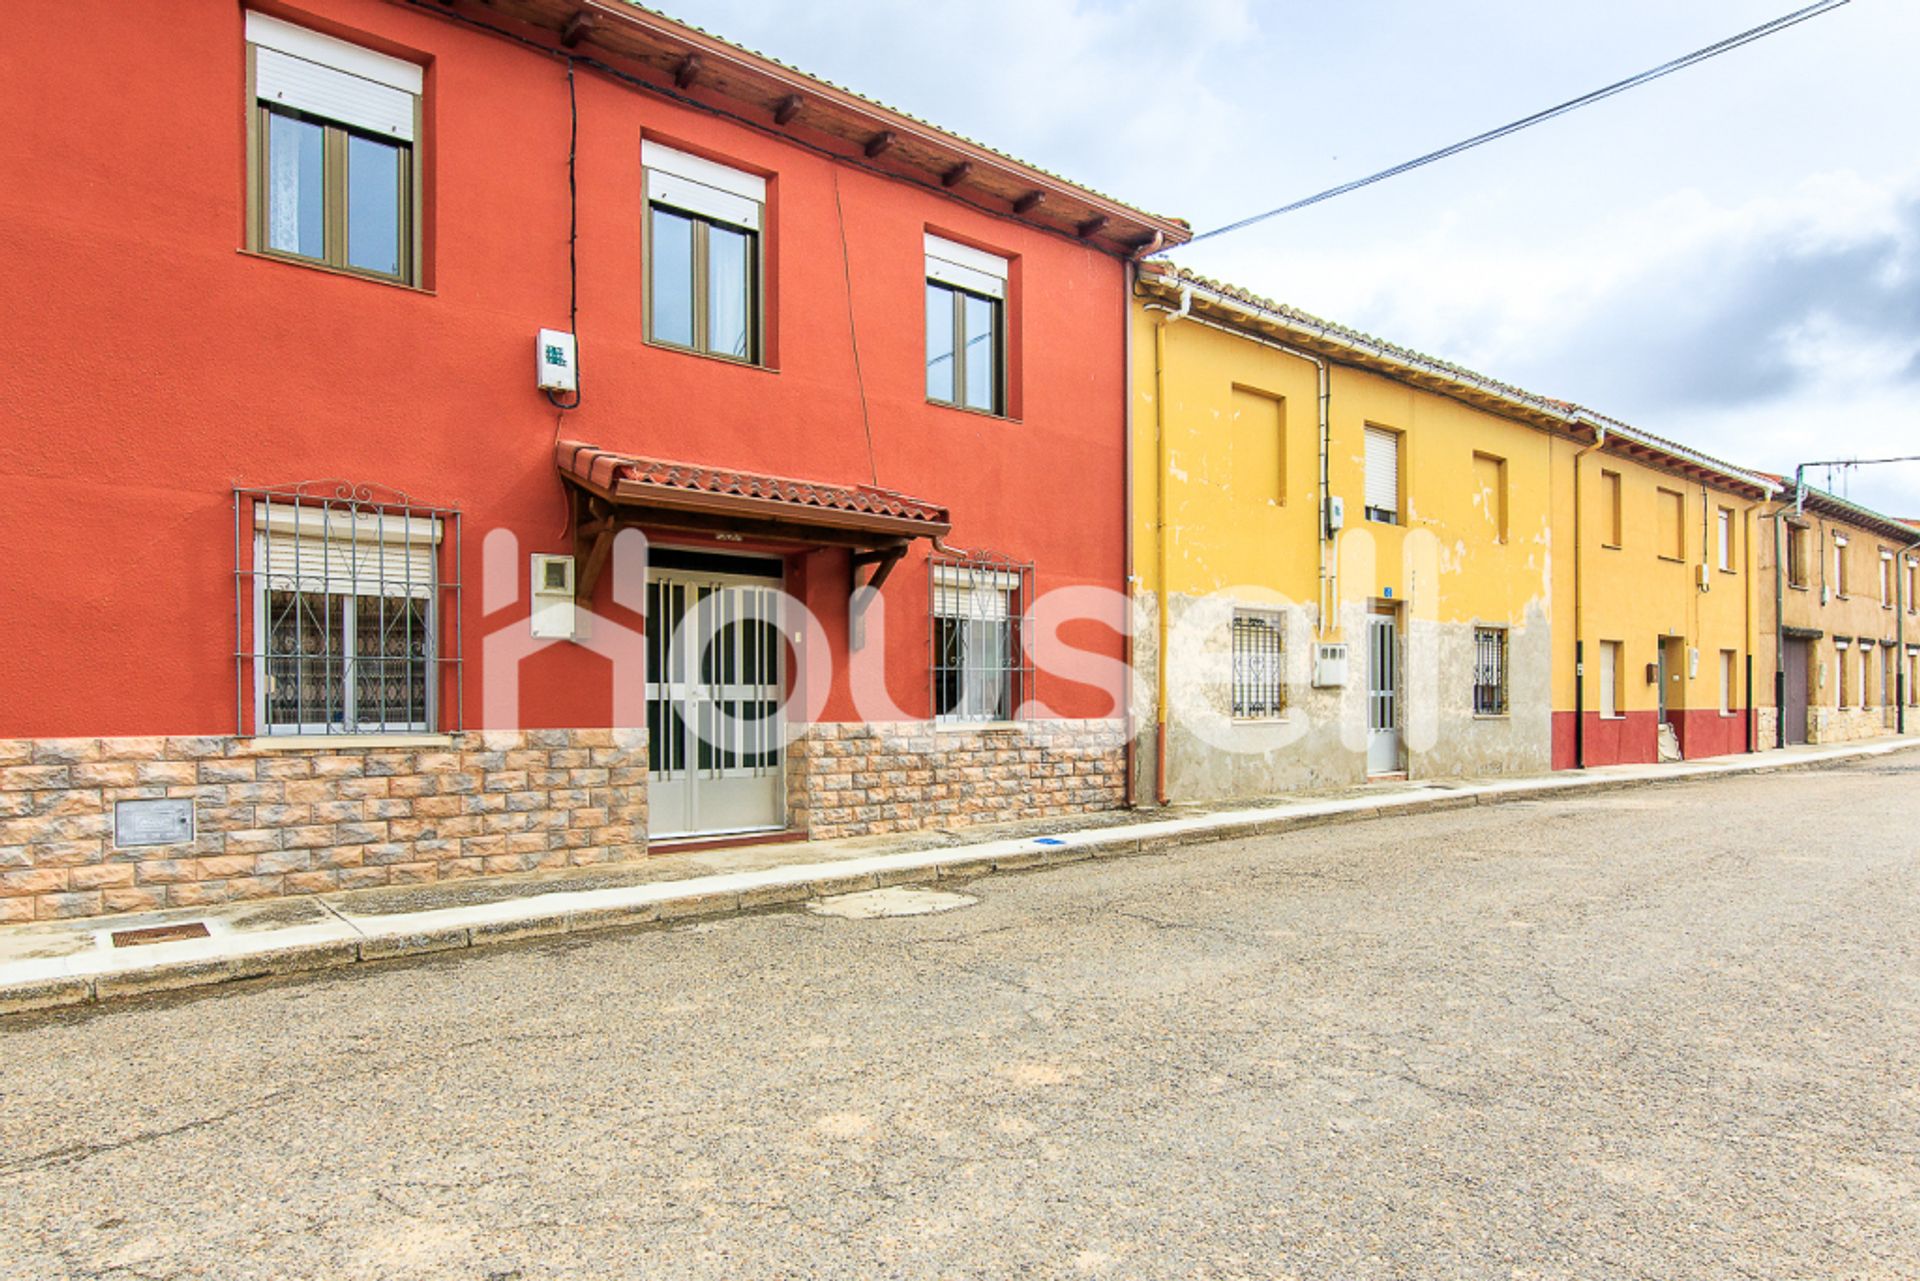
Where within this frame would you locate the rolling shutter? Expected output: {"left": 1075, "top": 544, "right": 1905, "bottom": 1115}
{"left": 925, "top": 234, "right": 1009, "bottom": 300}
{"left": 247, "top": 12, "right": 421, "bottom": 142}
{"left": 1364, "top": 427, "right": 1399, "bottom": 516}
{"left": 933, "top": 567, "right": 1018, "bottom": 620}
{"left": 642, "top": 141, "right": 764, "bottom": 230}
{"left": 256, "top": 504, "right": 439, "bottom": 598}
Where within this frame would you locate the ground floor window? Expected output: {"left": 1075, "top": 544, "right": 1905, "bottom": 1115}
{"left": 1473, "top": 627, "right": 1509, "bottom": 716}
{"left": 1836, "top": 643, "right": 1850, "bottom": 709}
{"left": 1719, "top": 649, "right": 1736, "bottom": 715}
{"left": 239, "top": 485, "right": 460, "bottom": 735}
{"left": 1598, "top": 640, "right": 1622, "bottom": 718}
{"left": 1230, "top": 611, "right": 1286, "bottom": 719}
{"left": 931, "top": 556, "right": 1032, "bottom": 723}
{"left": 1861, "top": 647, "right": 1873, "bottom": 710}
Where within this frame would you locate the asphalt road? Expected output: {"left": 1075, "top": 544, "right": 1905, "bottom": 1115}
{"left": 3, "top": 756, "right": 1917, "bottom": 1280}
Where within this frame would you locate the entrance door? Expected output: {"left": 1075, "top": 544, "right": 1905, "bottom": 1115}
{"left": 1783, "top": 639, "right": 1810, "bottom": 745}
{"left": 646, "top": 565, "right": 785, "bottom": 839}
{"left": 1366, "top": 606, "right": 1401, "bottom": 776}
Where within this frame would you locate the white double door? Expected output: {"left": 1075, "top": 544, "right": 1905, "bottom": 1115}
{"left": 646, "top": 568, "right": 786, "bottom": 839}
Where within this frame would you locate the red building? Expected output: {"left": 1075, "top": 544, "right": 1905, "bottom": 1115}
{"left": 0, "top": 0, "right": 1187, "bottom": 921}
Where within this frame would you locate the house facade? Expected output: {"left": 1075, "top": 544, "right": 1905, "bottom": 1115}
{"left": 1548, "top": 420, "right": 1774, "bottom": 768}
{"left": 1132, "top": 267, "right": 1782, "bottom": 802}
{"left": 1132, "top": 268, "right": 1560, "bottom": 801}
{"left": 1756, "top": 485, "right": 1920, "bottom": 747}
{"left": 0, "top": 0, "right": 1186, "bottom": 922}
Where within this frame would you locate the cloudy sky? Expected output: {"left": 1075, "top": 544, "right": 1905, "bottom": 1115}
{"left": 668, "top": 0, "right": 1920, "bottom": 516}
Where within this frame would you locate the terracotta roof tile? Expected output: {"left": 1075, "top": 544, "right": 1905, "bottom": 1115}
{"left": 557, "top": 442, "right": 951, "bottom": 527}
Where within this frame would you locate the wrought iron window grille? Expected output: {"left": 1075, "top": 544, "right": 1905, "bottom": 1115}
{"left": 1473, "top": 627, "right": 1509, "bottom": 717}
{"left": 1230, "top": 611, "right": 1286, "bottom": 719}
{"left": 929, "top": 552, "right": 1034, "bottom": 724}
{"left": 234, "top": 482, "right": 463, "bottom": 736}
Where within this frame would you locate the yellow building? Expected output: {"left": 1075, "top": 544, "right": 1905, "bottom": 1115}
{"left": 1547, "top": 416, "right": 1774, "bottom": 768}
{"left": 1132, "top": 265, "right": 1777, "bottom": 802}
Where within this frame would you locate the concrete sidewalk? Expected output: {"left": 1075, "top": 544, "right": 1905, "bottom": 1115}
{"left": 3, "top": 736, "right": 1912, "bottom": 1016}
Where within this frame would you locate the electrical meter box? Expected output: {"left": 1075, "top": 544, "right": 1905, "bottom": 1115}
{"left": 1312, "top": 642, "right": 1349, "bottom": 688}
{"left": 537, "top": 329, "right": 578, "bottom": 393}
{"left": 530, "top": 554, "right": 576, "bottom": 639}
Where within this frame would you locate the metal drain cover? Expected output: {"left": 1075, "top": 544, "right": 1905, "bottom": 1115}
{"left": 808, "top": 887, "right": 977, "bottom": 919}
{"left": 109, "top": 921, "right": 211, "bottom": 947}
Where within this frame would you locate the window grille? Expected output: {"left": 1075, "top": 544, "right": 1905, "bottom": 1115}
{"left": 235, "top": 483, "right": 461, "bottom": 736}
{"left": 930, "top": 554, "right": 1032, "bottom": 723}
{"left": 1230, "top": 611, "right": 1286, "bottom": 719}
{"left": 1473, "top": 627, "right": 1509, "bottom": 716}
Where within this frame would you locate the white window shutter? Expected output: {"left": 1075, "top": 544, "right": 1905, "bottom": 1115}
{"left": 643, "top": 141, "right": 764, "bottom": 230}
{"left": 257, "top": 505, "right": 439, "bottom": 598}
{"left": 1364, "top": 427, "right": 1399, "bottom": 515}
{"left": 248, "top": 13, "right": 421, "bottom": 141}
{"left": 925, "top": 234, "right": 1009, "bottom": 299}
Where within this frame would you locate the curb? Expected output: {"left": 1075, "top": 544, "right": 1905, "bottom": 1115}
{"left": 3, "top": 739, "right": 1912, "bottom": 1017}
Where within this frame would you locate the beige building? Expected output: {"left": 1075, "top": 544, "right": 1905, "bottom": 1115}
{"left": 1758, "top": 483, "right": 1920, "bottom": 746}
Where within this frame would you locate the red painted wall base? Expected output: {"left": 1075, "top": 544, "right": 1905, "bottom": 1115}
{"left": 1552, "top": 709, "right": 1753, "bottom": 769}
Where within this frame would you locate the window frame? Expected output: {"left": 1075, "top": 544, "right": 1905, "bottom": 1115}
{"left": 1598, "top": 640, "right": 1623, "bottom": 720}
{"left": 237, "top": 486, "right": 461, "bottom": 739}
{"left": 1472, "top": 626, "right": 1509, "bottom": 717}
{"left": 642, "top": 198, "right": 764, "bottom": 365}
{"left": 1718, "top": 648, "right": 1736, "bottom": 717}
{"left": 1364, "top": 425, "right": 1402, "bottom": 526}
{"left": 243, "top": 27, "right": 422, "bottom": 287}
{"left": 1717, "top": 507, "right": 1735, "bottom": 573}
{"left": 1656, "top": 487, "right": 1685, "bottom": 562}
{"left": 1600, "top": 469, "right": 1624, "bottom": 549}
{"left": 1229, "top": 610, "right": 1287, "bottom": 721}
{"left": 1786, "top": 523, "right": 1811, "bottom": 590}
{"left": 930, "top": 556, "right": 1032, "bottom": 725}
{"left": 1474, "top": 451, "right": 1508, "bottom": 544}
{"left": 1834, "top": 535, "right": 1850, "bottom": 598}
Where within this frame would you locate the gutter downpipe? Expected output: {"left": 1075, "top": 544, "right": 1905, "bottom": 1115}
{"left": 1151, "top": 284, "right": 1191, "bottom": 807}
{"left": 1569, "top": 416, "right": 1609, "bottom": 769}
{"left": 1759, "top": 497, "right": 1794, "bottom": 749}
{"left": 1901, "top": 536, "right": 1920, "bottom": 735}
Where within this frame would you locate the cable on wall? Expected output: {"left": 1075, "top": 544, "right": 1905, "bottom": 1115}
{"left": 833, "top": 168, "right": 880, "bottom": 486}
{"left": 546, "top": 56, "right": 583, "bottom": 412}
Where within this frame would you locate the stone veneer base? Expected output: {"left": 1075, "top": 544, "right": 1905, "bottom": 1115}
{"left": 0, "top": 731, "right": 648, "bottom": 923}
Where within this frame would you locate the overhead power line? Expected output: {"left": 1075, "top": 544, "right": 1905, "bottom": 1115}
{"left": 1164, "top": 0, "right": 1851, "bottom": 253}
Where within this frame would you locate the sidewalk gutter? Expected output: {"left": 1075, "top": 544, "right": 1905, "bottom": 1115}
{"left": 4, "top": 737, "right": 1913, "bottom": 1016}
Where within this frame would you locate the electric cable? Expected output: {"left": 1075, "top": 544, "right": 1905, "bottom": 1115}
{"left": 546, "top": 56, "right": 582, "bottom": 410}
{"left": 1166, "top": 0, "right": 1851, "bottom": 252}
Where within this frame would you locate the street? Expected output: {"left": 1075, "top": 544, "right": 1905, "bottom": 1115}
{"left": 3, "top": 756, "right": 1917, "bottom": 1280}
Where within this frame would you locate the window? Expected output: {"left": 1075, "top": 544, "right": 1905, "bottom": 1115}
{"left": 1910, "top": 650, "right": 1918, "bottom": 706}
{"left": 1230, "top": 611, "right": 1286, "bottom": 719}
{"left": 925, "top": 235, "right": 1008, "bottom": 415}
{"left": 1657, "top": 488, "right": 1684, "bottom": 560}
{"left": 1719, "top": 649, "right": 1736, "bottom": 716}
{"left": 1597, "top": 640, "right": 1623, "bottom": 718}
{"left": 1861, "top": 646, "right": 1873, "bottom": 710}
{"left": 1908, "top": 560, "right": 1918, "bottom": 613}
{"left": 1880, "top": 550, "right": 1894, "bottom": 608}
{"left": 1834, "top": 536, "right": 1850, "bottom": 597}
{"left": 1717, "top": 507, "right": 1735, "bottom": 572}
{"left": 1364, "top": 426, "right": 1400, "bottom": 524}
{"left": 931, "top": 558, "right": 1030, "bottom": 722}
{"left": 1836, "top": 642, "right": 1850, "bottom": 708}
{"left": 246, "top": 12, "right": 421, "bottom": 284}
{"left": 1601, "top": 469, "right": 1623, "bottom": 547}
{"left": 1231, "top": 388, "right": 1286, "bottom": 503}
{"left": 644, "top": 141, "right": 764, "bottom": 362}
{"left": 1786, "top": 524, "right": 1810, "bottom": 589}
{"left": 1473, "top": 627, "right": 1509, "bottom": 716}
{"left": 1474, "top": 452, "right": 1508, "bottom": 543}
{"left": 238, "top": 487, "right": 459, "bottom": 736}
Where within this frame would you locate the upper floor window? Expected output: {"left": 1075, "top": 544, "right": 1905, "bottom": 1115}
{"left": 1717, "top": 507, "right": 1734, "bottom": 571}
{"left": 925, "top": 235, "right": 1007, "bottom": 416}
{"left": 1473, "top": 452, "right": 1508, "bottom": 543}
{"left": 1786, "top": 523, "right": 1810, "bottom": 588}
{"left": 643, "top": 142, "right": 764, "bottom": 362}
{"left": 1364, "top": 426, "right": 1401, "bottom": 525}
{"left": 1880, "top": 549, "right": 1894, "bottom": 607}
{"left": 246, "top": 12, "right": 422, "bottom": 285}
{"left": 1657, "top": 487, "right": 1684, "bottom": 561}
{"left": 1601, "top": 469, "right": 1623, "bottom": 548}
{"left": 1834, "top": 535, "right": 1850, "bottom": 597}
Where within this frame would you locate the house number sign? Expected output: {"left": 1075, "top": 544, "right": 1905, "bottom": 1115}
{"left": 114, "top": 799, "right": 195, "bottom": 849}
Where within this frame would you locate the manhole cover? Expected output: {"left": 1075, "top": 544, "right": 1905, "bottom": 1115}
{"left": 807, "top": 887, "right": 977, "bottom": 919}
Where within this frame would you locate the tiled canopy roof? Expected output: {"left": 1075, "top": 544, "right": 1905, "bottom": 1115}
{"left": 557, "top": 441, "right": 951, "bottom": 534}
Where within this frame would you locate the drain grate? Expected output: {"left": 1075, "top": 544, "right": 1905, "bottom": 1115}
{"left": 109, "top": 922, "right": 211, "bottom": 948}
